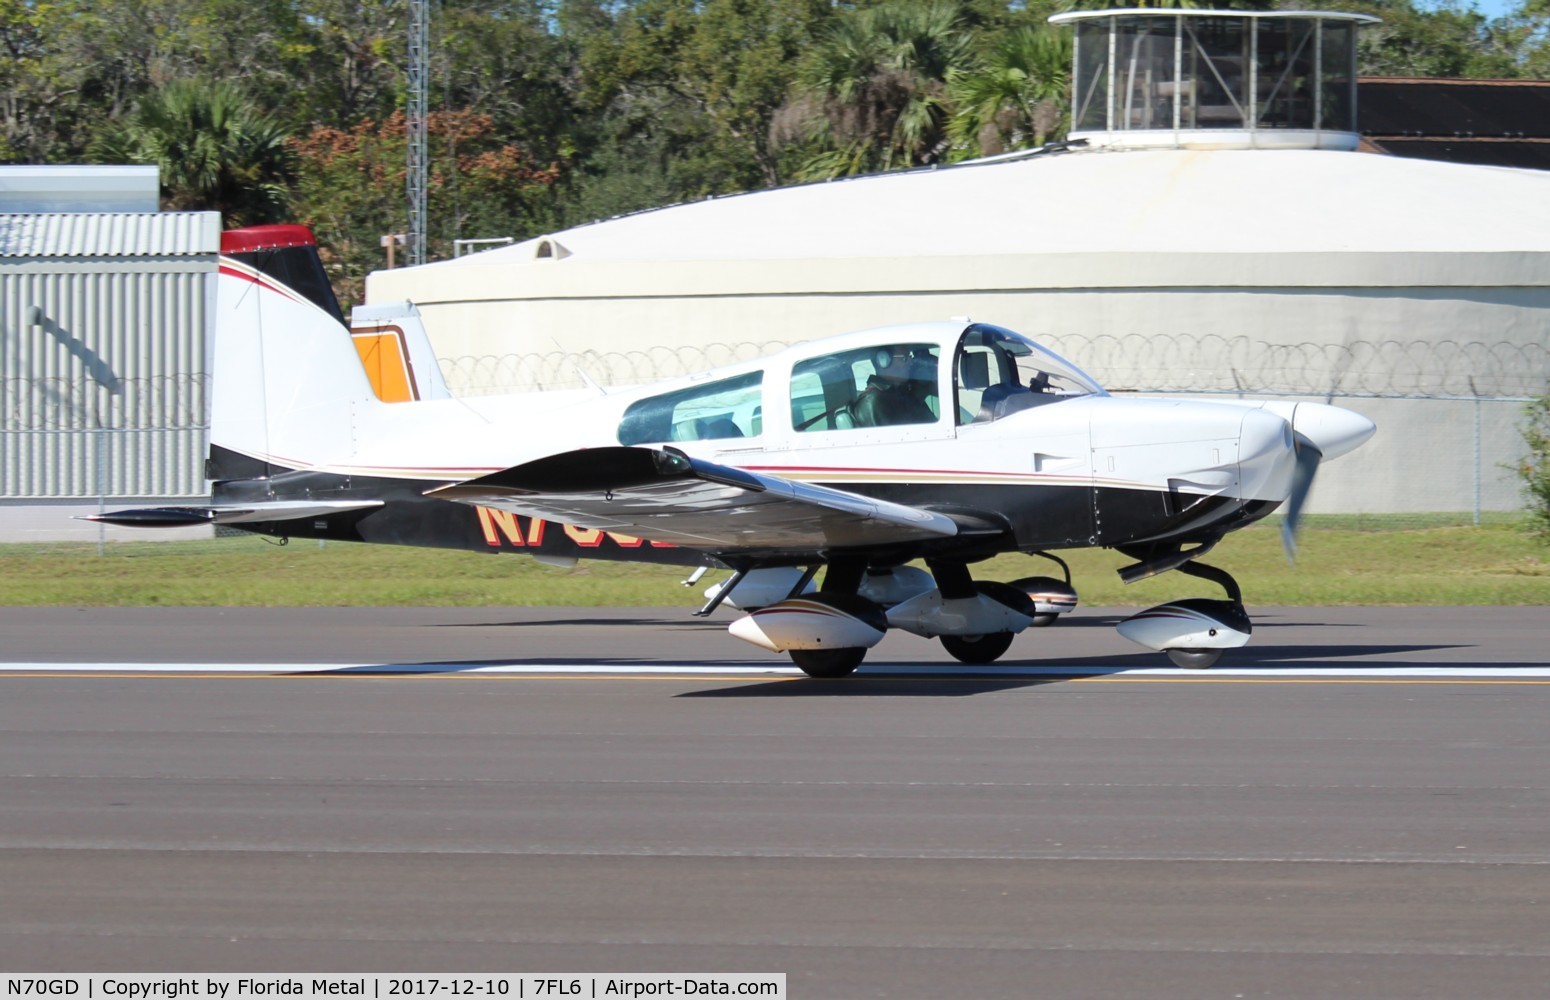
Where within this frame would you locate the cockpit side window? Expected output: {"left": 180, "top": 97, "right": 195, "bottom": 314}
{"left": 954, "top": 325, "right": 1102, "bottom": 425}
{"left": 617, "top": 371, "right": 763, "bottom": 445}
{"left": 791, "top": 343, "right": 940, "bottom": 431}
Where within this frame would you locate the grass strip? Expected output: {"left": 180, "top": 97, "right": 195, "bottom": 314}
{"left": 3, "top": 521, "right": 1547, "bottom": 607}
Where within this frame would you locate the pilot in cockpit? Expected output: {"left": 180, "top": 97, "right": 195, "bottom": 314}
{"left": 975, "top": 355, "right": 1052, "bottom": 423}
{"left": 851, "top": 346, "right": 937, "bottom": 427}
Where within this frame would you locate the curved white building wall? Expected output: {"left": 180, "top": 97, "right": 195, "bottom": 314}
{"left": 367, "top": 148, "right": 1550, "bottom": 516}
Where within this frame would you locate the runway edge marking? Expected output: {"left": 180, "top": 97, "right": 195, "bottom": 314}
{"left": 3, "top": 662, "right": 1550, "bottom": 679}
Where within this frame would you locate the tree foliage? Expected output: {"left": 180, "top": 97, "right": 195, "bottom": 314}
{"left": 1519, "top": 392, "right": 1550, "bottom": 543}
{"left": 782, "top": 0, "right": 976, "bottom": 179}
{"left": 290, "top": 109, "right": 561, "bottom": 303}
{"left": 4, "top": 0, "right": 1549, "bottom": 293}
{"left": 90, "top": 79, "right": 295, "bottom": 225}
{"left": 948, "top": 23, "right": 1071, "bottom": 156}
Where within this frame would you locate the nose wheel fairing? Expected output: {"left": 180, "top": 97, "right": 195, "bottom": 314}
{"left": 1116, "top": 598, "right": 1253, "bottom": 664}
{"left": 1114, "top": 554, "right": 1253, "bottom": 668}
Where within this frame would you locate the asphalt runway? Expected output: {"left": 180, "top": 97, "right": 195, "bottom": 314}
{"left": 3, "top": 605, "right": 1549, "bottom": 998}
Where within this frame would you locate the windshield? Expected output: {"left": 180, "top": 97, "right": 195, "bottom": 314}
{"left": 954, "top": 324, "right": 1104, "bottom": 425}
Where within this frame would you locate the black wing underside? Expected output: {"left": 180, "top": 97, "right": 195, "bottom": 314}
{"left": 81, "top": 499, "right": 385, "bottom": 528}
{"left": 427, "top": 446, "right": 985, "bottom": 556}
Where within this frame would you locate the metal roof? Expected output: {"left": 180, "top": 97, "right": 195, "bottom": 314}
{"left": 1359, "top": 78, "right": 1550, "bottom": 172}
{"left": 1361, "top": 78, "right": 1550, "bottom": 140}
{"left": 1048, "top": 8, "right": 1379, "bottom": 26}
{"left": 0, "top": 164, "right": 159, "bottom": 212}
{"left": 0, "top": 212, "right": 220, "bottom": 258}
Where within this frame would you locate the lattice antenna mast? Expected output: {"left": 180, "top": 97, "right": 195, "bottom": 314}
{"left": 407, "top": 0, "right": 429, "bottom": 266}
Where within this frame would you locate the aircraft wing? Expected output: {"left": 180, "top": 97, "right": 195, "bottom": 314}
{"left": 81, "top": 499, "right": 384, "bottom": 528}
{"left": 427, "top": 446, "right": 976, "bottom": 554}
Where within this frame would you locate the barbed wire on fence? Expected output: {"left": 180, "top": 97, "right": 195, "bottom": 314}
{"left": 1, "top": 336, "right": 1545, "bottom": 431}
{"left": 439, "top": 334, "right": 1550, "bottom": 400}
{"left": 440, "top": 342, "right": 793, "bottom": 396}
{"left": 1, "top": 375, "right": 208, "bottom": 431}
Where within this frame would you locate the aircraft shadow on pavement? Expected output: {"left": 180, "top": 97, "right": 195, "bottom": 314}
{"left": 434, "top": 616, "right": 728, "bottom": 630}
{"left": 293, "top": 656, "right": 772, "bottom": 675}
{"left": 677, "top": 642, "right": 1485, "bottom": 698}
{"left": 298, "top": 641, "right": 1508, "bottom": 692}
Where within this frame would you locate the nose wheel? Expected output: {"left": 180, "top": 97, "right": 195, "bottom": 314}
{"left": 1115, "top": 555, "right": 1252, "bottom": 668}
{"left": 789, "top": 646, "right": 868, "bottom": 678}
{"left": 1166, "top": 647, "right": 1225, "bottom": 669}
{"left": 940, "top": 631, "right": 1016, "bottom": 665}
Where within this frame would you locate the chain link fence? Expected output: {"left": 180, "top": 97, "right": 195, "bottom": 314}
{"left": 439, "top": 334, "right": 1550, "bottom": 401}
{"left": 1, "top": 336, "right": 1544, "bottom": 541}
{"left": 434, "top": 333, "right": 1546, "bottom": 528}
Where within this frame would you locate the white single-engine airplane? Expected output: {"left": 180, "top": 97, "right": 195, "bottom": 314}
{"left": 95, "top": 226, "right": 1375, "bottom": 676}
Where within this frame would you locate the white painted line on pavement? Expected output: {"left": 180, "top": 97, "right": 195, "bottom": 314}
{"left": 1, "top": 661, "right": 1548, "bottom": 678}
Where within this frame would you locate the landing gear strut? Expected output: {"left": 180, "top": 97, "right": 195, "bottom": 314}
{"left": 900, "top": 562, "right": 1037, "bottom": 666}
{"left": 1115, "top": 551, "right": 1252, "bottom": 668}
{"left": 788, "top": 558, "right": 882, "bottom": 679}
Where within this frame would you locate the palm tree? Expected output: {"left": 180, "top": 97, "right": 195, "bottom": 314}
{"left": 788, "top": 1, "right": 976, "bottom": 180}
{"left": 91, "top": 80, "right": 295, "bottom": 226}
{"left": 949, "top": 24, "right": 1073, "bottom": 156}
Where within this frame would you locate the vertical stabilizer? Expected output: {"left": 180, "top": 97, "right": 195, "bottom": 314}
{"left": 349, "top": 300, "right": 452, "bottom": 403}
{"left": 210, "top": 226, "right": 381, "bottom": 478}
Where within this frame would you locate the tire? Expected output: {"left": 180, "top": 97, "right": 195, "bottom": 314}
{"left": 940, "top": 631, "right": 1016, "bottom": 665}
{"left": 790, "top": 646, "right": 867, "bottom": 678}
{"left": 1167, "top": 647, "right": 1224, "bottom": 669}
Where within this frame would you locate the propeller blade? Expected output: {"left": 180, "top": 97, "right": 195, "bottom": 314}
{"left": 1281, "top": 432, "right": 1324, "bottom": 563}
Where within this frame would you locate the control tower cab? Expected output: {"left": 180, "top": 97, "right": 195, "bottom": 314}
{"left": 1049, "top": 8, "right": 1379, "bottom": 151}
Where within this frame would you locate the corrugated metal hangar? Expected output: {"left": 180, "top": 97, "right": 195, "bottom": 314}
{"left": 0, "top": 167, "right": 219, "bottom": 541}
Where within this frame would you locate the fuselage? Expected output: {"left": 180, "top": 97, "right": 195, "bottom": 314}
{"left": 212, "top": 299, "right": 1372, "bottom": 567}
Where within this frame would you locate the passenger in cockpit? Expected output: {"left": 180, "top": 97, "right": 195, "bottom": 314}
{"left": 851, "top": 347, "right": 937, "bottom": 427}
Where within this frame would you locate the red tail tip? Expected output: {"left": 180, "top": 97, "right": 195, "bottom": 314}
{"left": 221, "top": 225, "right": 319, "bottom": 255}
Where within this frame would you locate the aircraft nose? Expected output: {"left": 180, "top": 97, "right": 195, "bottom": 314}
{"left": 1290, "top": 403, "right": 1376, "bottom": 460}
{"left": 1237, "top": 408, "right": 1297, "bottom": 502}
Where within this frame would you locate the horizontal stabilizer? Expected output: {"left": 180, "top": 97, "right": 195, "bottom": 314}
{"left": 427, "top": 446, "right": 968, "bottom": 554}
{"left": 81, "top": 499, "right": 384, "bottom": 528}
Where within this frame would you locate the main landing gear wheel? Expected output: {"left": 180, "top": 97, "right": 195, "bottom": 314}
{"left": 789, "top": 647, "right": 867, "bottom": 678}
{"left": 1167, "top": 647, "right": 1225, "bottom": 670}
{"left": 940, "top": 631, "right": 1016, "bottom": 665}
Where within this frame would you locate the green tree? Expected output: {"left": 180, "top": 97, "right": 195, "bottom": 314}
{"left": 564, "top": 0, "right": 828, "bottom": 210}
{"left": 1345, "top": 0, "right": 1522, "bottom": 78}
{"left": 289, "top": 0, "right": 407, "bottom": 126}
{"left": 290, "top": 109, "right": 560, "bottom": 304}
{"left": 783, "top": 0, "right": 976, "bottom": 179}
{"left": 0, "top": 0, "right": 65, "bottom": 161}
{"left": 948, "top": 23, "right": 1071, "bottom": 156}
{"left": 89, "top": 79, "right": 295, "bottom": 225}
{"left": 1518, "top": 390, "right": 1550, "bottom": 542}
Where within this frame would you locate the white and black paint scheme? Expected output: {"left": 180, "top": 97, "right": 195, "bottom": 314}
{"left": 94, "top": 226, "right": 1376, "bottom": 676}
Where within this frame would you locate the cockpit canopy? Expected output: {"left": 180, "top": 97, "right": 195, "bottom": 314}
{"left": 955, "top": 324, "right": 1104, "bottom": 425}
{"left": 617, "top": 322, "right": 1103, "bottom": 445}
